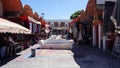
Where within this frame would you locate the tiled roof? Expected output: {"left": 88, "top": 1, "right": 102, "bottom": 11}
{"left": 81, "top": 11, "right": 91, "bottom": 21}
{"left": 85, "top": 0, "right": 96, "bottom": 16}
{"left": 85, "top": 0, "right": 103, "bottom": 17}
{"left": 1, "top": 0, "right": 23, "bottom": 12}
{"left": 22, "top": 5, "right": 33, "bottom": 18}
{"left": 33, "top": 12, "right": 39, "bottom": 20}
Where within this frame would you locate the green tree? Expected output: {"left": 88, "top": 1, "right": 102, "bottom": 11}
{"left": 70, "top": 10, "right": 82, "bottom": 19}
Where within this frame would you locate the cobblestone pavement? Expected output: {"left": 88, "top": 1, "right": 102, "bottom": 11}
{"left": 0, "top": 43, "right": 120, "bottom": 68}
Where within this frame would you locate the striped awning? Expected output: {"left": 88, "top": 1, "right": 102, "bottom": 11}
{"left": 0, "top": 18, "right": 31, "bottom": 34}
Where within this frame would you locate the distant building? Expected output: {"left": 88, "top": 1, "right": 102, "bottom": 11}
{"left": 45, "top": 19, "right": 72, "bottom": 35}
{"left": 45, "top": 19, "right": 71, "bottom": 27}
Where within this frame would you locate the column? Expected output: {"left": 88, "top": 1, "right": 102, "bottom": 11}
{"left": 93, "top": 25, "right": 96, "bottom": 46}
{"left": 103, "top": 36, "right": 106, "bottom": 51}
{"left": 98, "top": 23, "right": 101, "bottom": 48}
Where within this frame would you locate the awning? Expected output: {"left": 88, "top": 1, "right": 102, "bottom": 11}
{"left": 19, "top": 16, "right": 41, "bottom": 24}
{"left": 111, "top": 0, "right": 120, "bottom": 33}
{"left": 52, "top": 27, "right": 68, "bottom": 30}
{"left": 96, "top": 0, "right": 117, "bottom": 9}
{"left": 41, "top": 20, "right": 46, "bottom": 26}
{"left": 28, "top": 16, "right": 41, "bottom": 24}
{"left": 0, "top": 18, "right": 31, "bottom": 34}
{"left": 70, "top": 16, "right": 80, "bottom": 25}
{"left": 70, "top": 20, "right": 75, "bottom": 25}
{"left": 96, "top": 0, "right": 117, "bottom": 4}
{"left": 111, "top": 0, "right": 120, "bottom": 26}
{"left": 45, "top": 24, "right": 50, "bottom": 27}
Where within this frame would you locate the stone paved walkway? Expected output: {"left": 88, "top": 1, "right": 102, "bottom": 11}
{"left": 72, "top": 44, "right": 120, "bottom": 68}
{"left": 0, "top": 43, "right": 120, "bottom": 68}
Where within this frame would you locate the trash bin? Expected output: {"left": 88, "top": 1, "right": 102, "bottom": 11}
{"left": 31, "top": 49, "right": 35, "bottom": 57}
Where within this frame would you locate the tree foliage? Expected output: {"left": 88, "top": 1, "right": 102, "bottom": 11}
{"left": 70, "top": 10, "right": 82, "bottom": 19}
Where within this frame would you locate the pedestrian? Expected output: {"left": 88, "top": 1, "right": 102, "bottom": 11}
{"left": 72, "top": 23, "right": 78, "bottom": 45}
{"left": 0, "top": 35, "right": 10, "bottom": 62}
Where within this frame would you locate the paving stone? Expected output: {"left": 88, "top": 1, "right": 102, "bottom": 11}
{"left": 0, "top": 44, "right": 120, "bottom": 68}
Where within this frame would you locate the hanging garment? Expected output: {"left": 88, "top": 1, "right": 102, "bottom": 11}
{"left": 78, "top": 31, "right": 82, "bottom": 40}
{"left": 69, "top": 27, "right": 72, "bottom": 33}
{"left": 73, "top": 25, "right": 77, "bottom": 38}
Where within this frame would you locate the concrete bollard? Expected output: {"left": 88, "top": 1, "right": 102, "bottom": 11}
{"left": 31, "top": 49, "right": 35, "bottom": 57}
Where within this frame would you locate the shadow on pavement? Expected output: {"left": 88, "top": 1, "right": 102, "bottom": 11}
{"left": 72, "top": 42, "right": 120, "bottom": 68}
{"left": 0, "top": 54, "right": 20, "bottom": 67}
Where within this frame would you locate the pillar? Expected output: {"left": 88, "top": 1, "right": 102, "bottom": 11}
{"left": 98, "top": 23, "right": 101, "bottom": 48}
{"left": 103, "top": 36, "right": 106, "bottom": 51}
{"left": 93, "top": 25, "right": 96, "bottom": 46}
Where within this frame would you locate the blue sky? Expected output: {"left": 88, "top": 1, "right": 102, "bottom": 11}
{"left": 21, "top": 0, "right": 88, "bottom": 19}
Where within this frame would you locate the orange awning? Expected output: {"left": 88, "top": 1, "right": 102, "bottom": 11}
{"left": 41, "top": 20, "right": 46, "bottom": 27}
{"left": 70, "top": 16, "right": 81, "bottom": 25}
{"left": 20, "top": 16, "right": 41, "bottom": 24}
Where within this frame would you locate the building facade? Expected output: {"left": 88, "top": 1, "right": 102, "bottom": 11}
{"left": 45, "top": 19, "right": 71, "bottom": 35}
{"left": 45, "top": 19, "right": 71, "bottom": 27}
